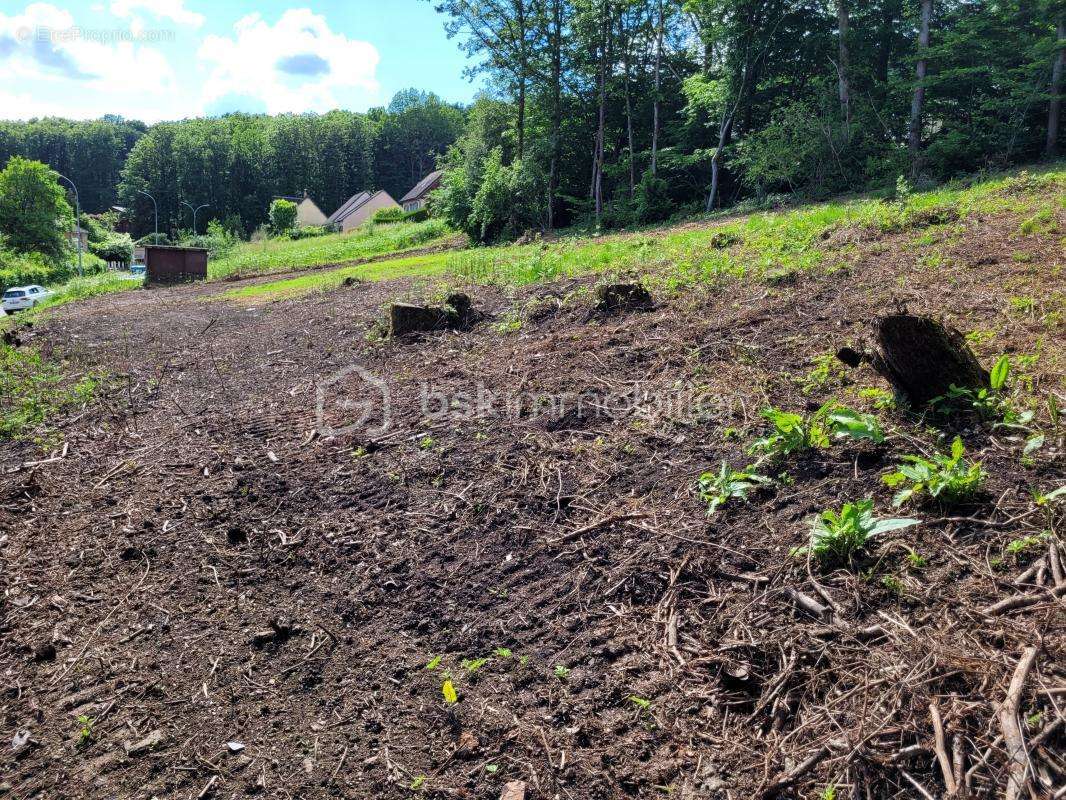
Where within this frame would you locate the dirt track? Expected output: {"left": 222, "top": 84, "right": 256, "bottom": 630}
{"left": 1, "top": 208, "right": 1064, "bottom": 799}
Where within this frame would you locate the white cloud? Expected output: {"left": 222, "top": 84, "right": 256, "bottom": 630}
{"left": 108, "top": 0, "right": 204, "bottom": 28}
{"left": 0, "top": 3, "right": 189, "bottom": 121}
{"left": 197, "top": 9, "right": 380, "bottom": 115}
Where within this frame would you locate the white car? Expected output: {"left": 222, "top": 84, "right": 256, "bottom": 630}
{"left": 2, "top": 285, "right": 52, "bottom": 314}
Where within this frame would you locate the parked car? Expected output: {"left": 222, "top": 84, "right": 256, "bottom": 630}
{"left": 2, "top": 285, "right": 52, "bottom": 313}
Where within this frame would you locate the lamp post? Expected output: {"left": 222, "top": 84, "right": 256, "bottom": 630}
{"left": 137, "top": 189, "right": 159, "bottom": 244}
{"left": 56, "top": 173, "right": 82, "bottom": 277}
{"left": 181, "top": 201, "right": 209, "bottom": 235}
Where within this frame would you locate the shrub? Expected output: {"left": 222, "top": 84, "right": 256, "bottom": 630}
{"left": 89, "top": 233, "right": 134, "bottom": 265}
{"left": 404, "top": 207, "right": 430, "bottom": 223}
{"left": 180, "top": 220, "right": 241, "bottom": 258}
{"left": 372, "top": 207, "right": 407, "bottom": 224}
{"left": 634, "top": 171, "right": 673, "bottom": 224}
{"left": 268, "top": 198, "right": 298, "bottom": 235}
{"left": 0, "top": 246, "right": 104, "bottom": 292}
{"left": 286, "top": 225, "right": 329, "bottom": 240}
{"left": 883, "top": 437, "right": 985, "bottom": 507}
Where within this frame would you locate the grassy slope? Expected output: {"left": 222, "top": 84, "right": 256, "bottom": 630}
{"left": 217, "top": 253, "right": 452, "bottom": 303}
{"left": 219, "top": 164, "right": 1065, "bottom": 303}
{"left": 207, "top": 219, "right": 454, "bottom": 280}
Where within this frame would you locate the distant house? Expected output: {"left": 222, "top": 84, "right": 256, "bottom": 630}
{"left": 400, "top": 170, "right": 443, "bottom": 213}
{"left": 327, "top": 190, "right": 401, "bottom": 233}
{"left": 275, "top": 192, "right": 328, "bottom": 227}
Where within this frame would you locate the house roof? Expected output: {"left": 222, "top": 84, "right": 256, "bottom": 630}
{"left": 400, "top": 170, "right": 443, "bottom": 204}
{"left": 327, "top": 191, "right": 372, "bottom": 224}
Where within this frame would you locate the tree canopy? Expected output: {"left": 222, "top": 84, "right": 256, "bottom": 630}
{"left": 429, "top": 0, "right": 1065, "bottom": 240}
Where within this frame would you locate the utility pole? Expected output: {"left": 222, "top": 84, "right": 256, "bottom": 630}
{"left": 138, "top": 189, "right": 159, "bottom": 244}
{"left": 56, "top": 173, "right": 82, "bottom": 277}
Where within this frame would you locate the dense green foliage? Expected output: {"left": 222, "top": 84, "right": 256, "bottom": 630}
{"left": 430, "top": 0, "right": 1066, "bottom": 240}
{"left": 0, "top": 91, "right": 463, "bottom": 241}
{"left": 0, "top": 116, "right": 146, "bottom": 213}
{"left": 0, "top": 157, "right": 73, "bottom": 260}
{"left": 269, "top": 199, "right": 299, "bottom": 235}
{"left": 0, "top": 157, "right": 110, "bottom": 292}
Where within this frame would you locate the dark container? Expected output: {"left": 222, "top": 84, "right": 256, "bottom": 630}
{"left": 145, "top": 245, "right": 208, "bottom": 285}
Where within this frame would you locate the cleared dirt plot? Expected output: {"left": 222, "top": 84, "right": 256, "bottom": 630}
{"left": 1, "top": 171, "right": 1064, "bottom": 799}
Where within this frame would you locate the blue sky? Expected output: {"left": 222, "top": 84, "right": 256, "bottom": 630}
{"left": 0, "top": 0, "right": 481, "bottom": 122}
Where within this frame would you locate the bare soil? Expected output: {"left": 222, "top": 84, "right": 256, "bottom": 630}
{"left": 1, "top": 207, "right": 1064, "bottom": 800}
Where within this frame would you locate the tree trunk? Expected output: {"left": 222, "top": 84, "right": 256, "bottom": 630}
{"left": 593, "top": 0, "right": 609, "bottom": 222}
{"left": 515, "top": 0, "right": 527, "bottom": 160}
{"left": 650, "top": 0, "right": 664, "bottom": 176}
{"left": 621, "top": 13, "right": 636, "bottom": 198}
{"left": 547, "top": 0, "right": 562, "bottom": 229}
{"left": 836, "top": 0, "right": 851, "bottom": 132}
{"left": 908, "top": 0, "right": 933, "bottom": 179}
{"left": 705, "top": 112, "right": 735, "bottom": 212}
{"left": 1047, "top": 18, "right": 1064, "bottom": 159}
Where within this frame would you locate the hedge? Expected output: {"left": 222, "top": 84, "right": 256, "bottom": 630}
{"left": 0, "top": 248, "right": 105, "bottom": 293}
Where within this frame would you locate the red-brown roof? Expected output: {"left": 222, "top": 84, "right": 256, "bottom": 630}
{"left": 400, "top": 170, "right": 443, "bottom": 204}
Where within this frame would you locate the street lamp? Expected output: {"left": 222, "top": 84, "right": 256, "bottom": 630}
{"left": 56, "top": 173, "right": 82, "bottom": 277}
{"left": 181, "top": 201, "right": 209, "bottom": 235}
{"left": 137, "top": 189, "right": 159, "bottom": 245}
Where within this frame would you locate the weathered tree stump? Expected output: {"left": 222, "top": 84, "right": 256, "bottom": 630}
{"left": 388, "top": 292, "right": 476, "bottom": 337}
{"left": 594, "top": 282, "right": 653, "bottom": 314}
{"left": 870, "top": 314, "right": 989, "bottom": 407}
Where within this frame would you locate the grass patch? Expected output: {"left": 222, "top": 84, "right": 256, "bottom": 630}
{"left": 215, "top": 253, "right": 453, "bottom": 303}
{"left": 0, "top": 344, "right": 100, "bottom": 441}
{"left": 1, "top": 271, "right": 143, "bottom": 332}
{"left": 448, "top": 163, "right": 1065, "bottom": 290}
{"left": 208, "top": 220, "right": 454, "bottom": 280}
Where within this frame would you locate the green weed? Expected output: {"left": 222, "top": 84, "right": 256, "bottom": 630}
{"left": 798, "top": 499, "right": 919, "bottom": 565}
{"left": 0, "top": 345, "right": 100, "bottom": 440}
{"left": 822, "top": 405, "right": 885, "bottom": 443}
{"left": 696, "top": 462, "right": 772, "bottom": 514}
{"left": 748, "top": 408, "right": 828, "bottom": 459}
{"left": 76, "top": 715, "right": 93, "bottom": 746}
{"left": 208, "top": 219, "right": 452, "bottom": 279}
{"left": 883, "top": 437, "right": 986, "bottom": 507}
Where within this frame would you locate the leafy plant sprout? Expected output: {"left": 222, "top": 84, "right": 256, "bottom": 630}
{"left": 76, "top": 715, "right": 93, "bottom": 746}
{"left": 696, "top": 462, "right": 772, "bottom": 513}
{"left": 748, "top": 407, "right": 828, "bottom": 459}
{"left": 821, "top": 405, "right": 885, "bottom": 444}
{"left": 797, "top": 499, "right": 919, "bottom": 565}
{"left": 883, "top": 437, "right": 985, "bottom": 507}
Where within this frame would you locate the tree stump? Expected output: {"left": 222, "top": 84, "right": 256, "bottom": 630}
{"left": 594, "top": 282, "right": 653, "bottom": 314}
{"left": 870, "top": 314, "right": 989, "bottom": 407}
{"left": 388, "top": 292, "right": 476, "bottom": 338}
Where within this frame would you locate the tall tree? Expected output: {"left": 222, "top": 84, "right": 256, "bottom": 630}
{"left": 908, "top": 0, "right": 933, "bottom": 178}
{"left": 1048, "top": 15, "right": 1064, "bottom": 157}
{"left": 835, "top": 0, "right": 851, "bottom": 131}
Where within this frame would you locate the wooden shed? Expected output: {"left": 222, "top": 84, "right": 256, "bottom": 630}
{"left": 145, "top": 245, "right": 208, "bottom": 285}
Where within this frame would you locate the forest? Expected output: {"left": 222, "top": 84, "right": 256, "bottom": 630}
{"left": 0, "top": 90, "right": 464, "bottom": 239}
{"left": 0, "top": 0, "right": 1063, "bottom": 243}
{"left": 430, "top": 0, "right": 1065, "bottom": 240}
